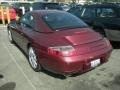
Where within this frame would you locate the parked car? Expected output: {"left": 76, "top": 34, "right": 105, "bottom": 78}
{"left": 0, "top": 2, "right": 9, "bottom": 5}
{"left": 69, "top": 4, "right": 120, "bottom": 41}
{"left": 59, "top": 3, "right": 70, "bottom": 11}
{"left": 67, "top": 5, "right": 82, "bottom": 15}
{"left": 0, "top": 5, "right": 17, "bottom": 21}
{"left": 7, "top": 10, "right": 112, "bottom": 76}
{"left": 32, "top": 2, "right": 63, "bottom": 10}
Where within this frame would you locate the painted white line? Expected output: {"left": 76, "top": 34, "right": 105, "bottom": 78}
{"left": 1, "top": 40, "right": 36, "bottom": 90}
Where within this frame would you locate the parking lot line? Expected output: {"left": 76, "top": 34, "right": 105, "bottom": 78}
{"left": 0, "top": 39, "right": 36, "bottom": 90}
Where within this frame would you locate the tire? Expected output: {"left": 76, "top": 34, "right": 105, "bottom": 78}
{"left": 8, "top": 29, "right": 14, "bottom": 43}
{"left": 28, "top": 46, "right": 41, "bottom": 72}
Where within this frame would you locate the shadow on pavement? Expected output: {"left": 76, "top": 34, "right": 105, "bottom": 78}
{"left": 41, "top": 69, "right": 66, "bottom": 79}
{"left": 41, "top": 69, "right": 84, "bottom": 79}
{"left": 0, "top": 82, "right": 16, "bottom": 90}
{"left": 0, "top": 74, "right": 4, "bottom": 79}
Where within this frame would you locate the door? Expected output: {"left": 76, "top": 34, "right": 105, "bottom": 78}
{"left": 18, "top": 12, "right": 36, "bottom": 53}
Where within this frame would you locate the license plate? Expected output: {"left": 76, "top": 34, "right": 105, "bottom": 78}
{"left": 91, "top": 59, "right": 100, "bottom": 68}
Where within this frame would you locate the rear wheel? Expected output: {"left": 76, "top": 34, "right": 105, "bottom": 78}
{"left": 28, "top": 46, "right": 41, "bottom": 72}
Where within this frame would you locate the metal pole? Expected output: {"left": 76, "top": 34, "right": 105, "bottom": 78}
{"left": 0, "top": 6, "right": 5, "bottom": 25}
{"left": 6, "top": 7, "right": 11, "bottom": 24}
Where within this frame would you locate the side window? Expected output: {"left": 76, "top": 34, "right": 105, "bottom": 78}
{"left": 81, "top": 7, "right": 95, "bottom": 17}
{"left": 20, "top": 13, "right": 35, "bottom": 29}
{"left": 97, "top": 8, "right": 116, "bottom": 17}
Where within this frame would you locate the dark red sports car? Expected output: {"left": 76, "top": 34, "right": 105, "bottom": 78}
{"left": 7, "top": 10, "right": 112, "bottom": 76}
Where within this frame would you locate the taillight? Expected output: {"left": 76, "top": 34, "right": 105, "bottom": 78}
{"left": 48, "top": 45, "right": 75, "bottom": 56}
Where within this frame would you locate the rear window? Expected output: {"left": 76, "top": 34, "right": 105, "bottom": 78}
{"left": 96, "top": 8, "right": 116, "bottom": 17}
{"left": 43, "top": 12, "right": 88, "bottom": 31}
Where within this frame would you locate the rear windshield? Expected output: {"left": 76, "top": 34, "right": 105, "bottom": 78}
{"left": 43, "top": 12, "right": 88, "bottom": 31}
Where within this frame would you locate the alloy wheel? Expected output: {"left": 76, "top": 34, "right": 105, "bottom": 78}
{"left": 28, "top": 47, "right": 38, "bottom": 69}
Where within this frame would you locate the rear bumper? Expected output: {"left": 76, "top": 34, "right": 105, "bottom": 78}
{"left": 37, "top": 45, "right": 112, "bottom": 76}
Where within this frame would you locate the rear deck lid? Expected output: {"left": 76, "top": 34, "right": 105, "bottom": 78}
{"left": 65, "top": 31, "right": 103, "bottom": 45}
